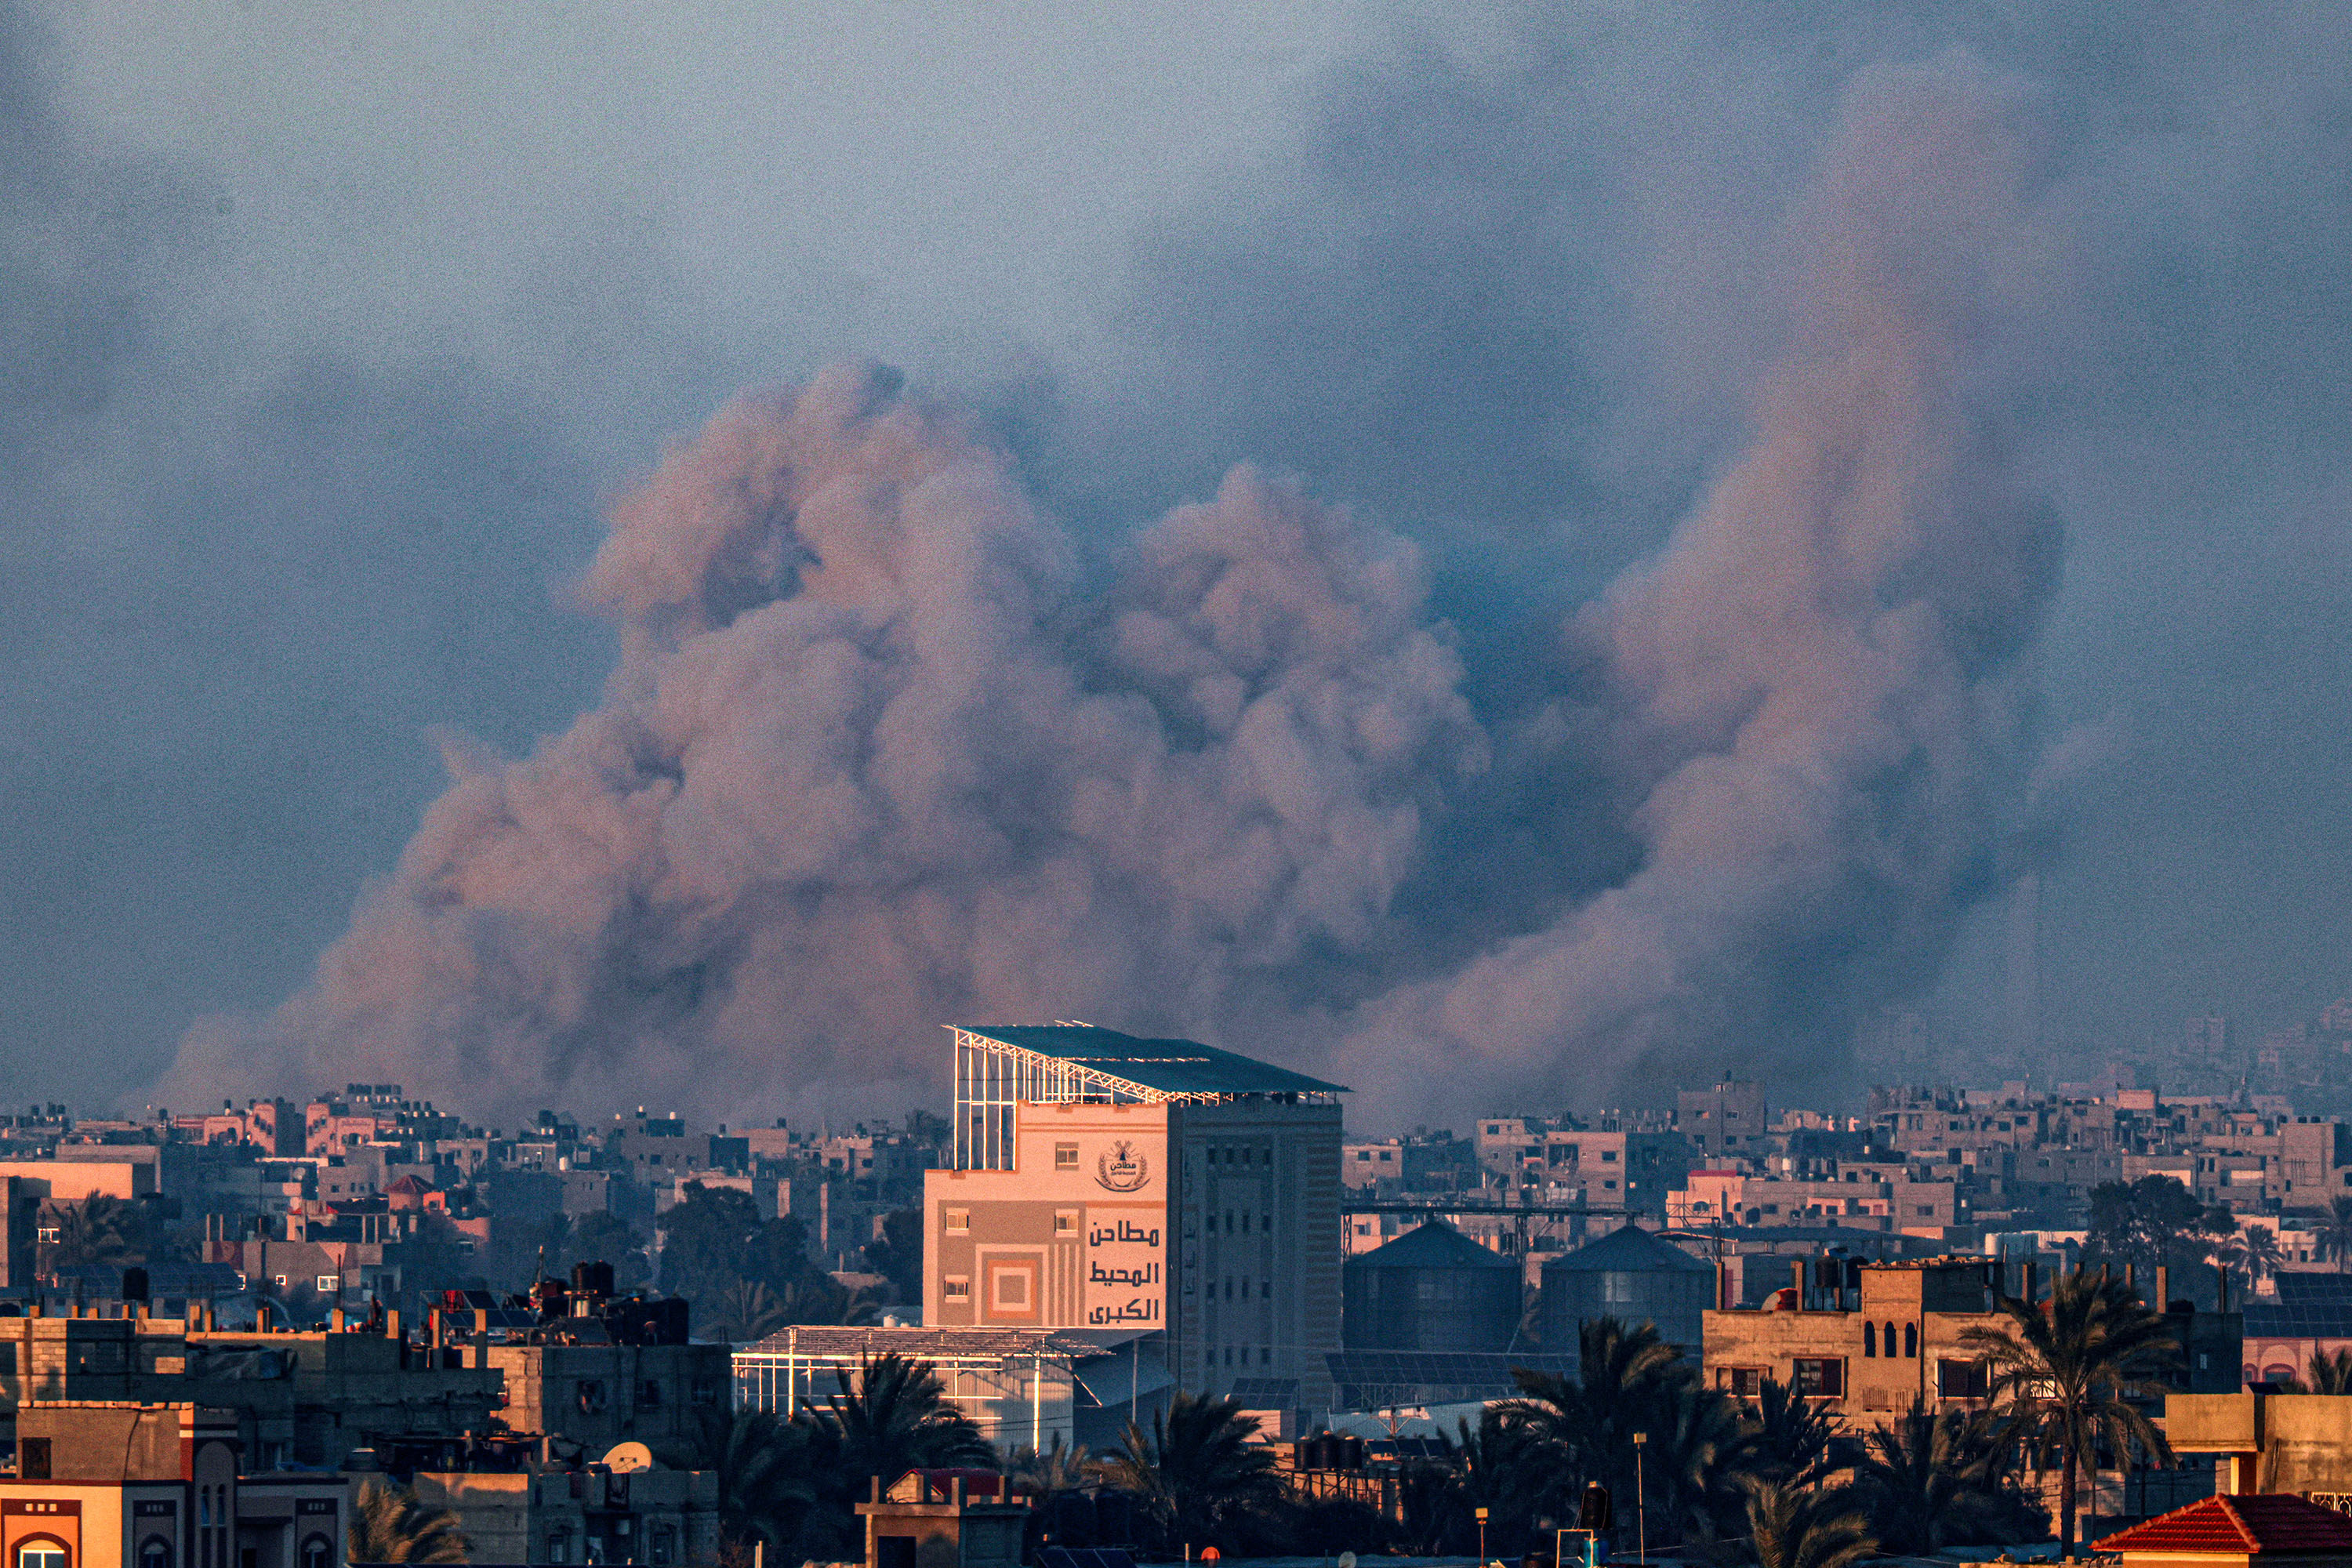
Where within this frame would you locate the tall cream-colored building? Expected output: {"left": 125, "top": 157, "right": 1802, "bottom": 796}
{"left": 924, "top": 1025, "right": 1345, "bottom": 1416}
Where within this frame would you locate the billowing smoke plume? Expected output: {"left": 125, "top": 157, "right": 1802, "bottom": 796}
{"left": 169, "top": 366, "right": 1486, "bottom": 1117}
{"left": 169, "top": 53, "right": 2060, "bottom": 1124}
{"left": 1333, "top": 54, "right": 2061, "bottom": 1118}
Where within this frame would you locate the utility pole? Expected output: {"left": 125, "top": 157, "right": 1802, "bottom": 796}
{"left": 1632, "top": 1432, "right": 1648, "bottom": 1565}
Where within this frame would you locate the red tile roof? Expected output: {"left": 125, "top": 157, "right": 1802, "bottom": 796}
{"left": 2096, "top": 1494, "right": 2352, "bottom": 1555}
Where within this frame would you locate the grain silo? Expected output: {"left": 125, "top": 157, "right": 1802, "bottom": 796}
{"left": 1540, "top": 1222, "right": 1714, "bottom": 1356}
{"left": 1341, "top": 1220, "right": 1522, "bottom": 1352}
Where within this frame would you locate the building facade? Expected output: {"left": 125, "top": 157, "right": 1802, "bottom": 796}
{"left": 923, "top": 1025, "right": 1345, "bottom": 1413}
{"left": 1702, "top": 1258, "right": 2242, "bottom": 1425}
{"left": 0, "top": 1401, "right": 349, "bottom": 1568}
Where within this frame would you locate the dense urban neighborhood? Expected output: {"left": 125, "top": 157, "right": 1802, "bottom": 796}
{"left": 8, "top": 1022, "right": 2352, "bottom": 1563}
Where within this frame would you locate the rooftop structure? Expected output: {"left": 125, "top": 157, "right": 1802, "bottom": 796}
{"left": 733, "top": 1323, "right": 1167, "bottom": 1453}
{"left": 2094, "top": 1494, "right": 2352, "bottom": 1561}
{"left": 949, "top": 1025, "right": 1344, "bottom": 1171}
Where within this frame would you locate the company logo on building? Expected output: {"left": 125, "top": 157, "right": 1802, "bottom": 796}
{"left": 1096, "top": 1140, "right": 1151, "bottom": 1192}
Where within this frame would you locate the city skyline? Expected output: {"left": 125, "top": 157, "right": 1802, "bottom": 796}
{"left": 5, "top": 5, "right": 2352, "bottom": 1129}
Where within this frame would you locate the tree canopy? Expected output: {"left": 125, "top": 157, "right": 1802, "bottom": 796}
{"left": 2085, "top": 1175, "right": 2236, "bottom": 1279}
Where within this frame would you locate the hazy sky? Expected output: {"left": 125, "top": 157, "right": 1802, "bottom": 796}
{"left": 7, "top": 2, "right": 2351, "bottom": 1122}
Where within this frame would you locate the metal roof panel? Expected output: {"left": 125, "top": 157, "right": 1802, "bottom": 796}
{"left": 956, "top": 1024, "right": 1347, "bottom": 1098}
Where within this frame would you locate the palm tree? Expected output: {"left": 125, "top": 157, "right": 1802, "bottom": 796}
{"left": 40, "top": 1194, "right": 144, "bottom": 1277}
{"left": 1398, "top": 1406, "right": 1549, "bottom": 1559}
{"left": 1741, "top": 1374, "right": 1844, "bottom": 1486}
{"left": 347, "top": 1479, "right": 468, "bottom": 1563}
{"left": 2218, "top": 1229, "right": 2285, "bottom": 1294}
{"left": 1854, "top": 1404, "right": 2043, "bottom": 1554}
{"left": 2319, "top": 1197, "right": 2352, "bottom": 1274}
{"left": 1506, "top": 1317, "right": 1686, "bottom": 1523}
{"left": 1742, "top": 1475, "right": 1877, "bottom": 1568}
{"left": 1642, "top": 1374, "right": 1753, "bottom": 1547}
{"left": 1504, "top": 1316, "right": 1753, "bottom": 1545}
{"left": 2289, "top": 1348, "right": 2352, "bottom": 1395}
{"left": 1102, "top": 1391, "right": 1283, "bottom": 1554}
{"left": 1011, "top": 1436, "right": 1096, "bottom": 1501}
{"left": 693, "top": 1409, "right": 828, "bottom": 1559}
{"left": 815, "top": 1352, "right": 993, "bottom": 1490}
{"left": 1959, "top": 1268, "right": 2178, "bottom": 1557}
{"left": 1013, "top": 1436, "right": 1098, "bottom": 1551}
{"left": 710, "top": 1279, "right": 793, "bottom": 1344}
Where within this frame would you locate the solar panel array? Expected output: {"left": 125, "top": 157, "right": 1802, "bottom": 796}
{"left": 2245, "top": 1301, "right": 2352, "bottom": 1337}
{"left": 1326, "top": 1348, "right": 1581, "bottom": 1404}
{"left": 1041, "top": 1548, "right": 1138, "bottom": 1568}
{"left": 2248, "top": 1272, "right": 2352, "bottom": 1336}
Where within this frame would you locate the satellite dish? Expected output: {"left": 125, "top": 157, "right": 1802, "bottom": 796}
{"left": 1340, "top": 1554, "right": 1358, "bottom": 1568}
{"left": 601, "top": 1441, "right": 655, "bottom": 1473}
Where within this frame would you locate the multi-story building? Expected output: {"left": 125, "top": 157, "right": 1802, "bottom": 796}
{"left": 1668, "top": 1172, "right": 1958, "bottom": 1233}
{"left": 1677, "top": 1079, "right": 1767, "bottom": 1163}
{"left": 1341, "top": 1140, "right": 1405, "bottom": 1192}
{"left": 412, "top": 1457, "right": 721, "bottom": 1566}
{"left": 1703, "top": 1257, "right": 2241, "bottom": 1425}
{"left": 1534, "top": 1128, "right": 1693, "bottom": 1215}
{"left": 2278, "top": 1118, "right": 2352, "bottom": 1214}
{"left": 0, "top": 1401, "right": 352, "bottom": 1568}
{"left": 1472, "top": 1117, "right": 1547, "bottom": 1183}
{"left": 924, "top": 1024, "right": 1344, "bottom": 1412}
{"left": 0, "top": 1308, "right": 503, "bottom": 1470}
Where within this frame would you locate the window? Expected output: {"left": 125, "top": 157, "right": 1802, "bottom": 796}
{"left": 1915, "top": 1206, "right": 1936, "bottom": 1218}
{"left": 1936, "top": 1359, "right": 1991, "bottom": 1399}
{"left": 638, "top": 1379, "right": 663, "bottom": 1407}
{"left": 943, "top": 1276, "right": 971, "bottom": 1300}
{"left": 142, "top": 1539, "right": 175, "bottom": 1568}
{"left": 546, "top": 1535, "right": 572, "bottom": 1564}
{"left": 19, "top": 1438, "right": 49, "bottom": 1479}
{"left": 1054, "top": 1210, "right": 1079, "bottom": 1234}
{"left": 1720, "top": 1367, "right": 1762, "bottom": 1396}
{"left": 575, "top": 1379, "right": 608, "bottom": 1414}
{"left": 1903, "top": 1323, "right": 1918, "bottom": 1358}
{"left": 945, "top": 1209, "right": 968, "bottom": 1232}
{"left": 1601, "top": 1150, "right": 1618, "bottom": 1163}
{"left": 317, "top": 1276, "right": 339, "bottom": 1292}
{"left": 301, "top": 1538, "right": 332, "bottom": 1568}
{"left": 1054, "top": 1143, "right": 1079, "bottom": 1170}
{"left": 1791, "top": 1357, "right": 1845, "bottom": 1397}
{"left": 16, "top": 1547, "right": 64, "bottom": 1568}
{"left": 1863, "top": 1322, "right": 1878, "bottom": 1357}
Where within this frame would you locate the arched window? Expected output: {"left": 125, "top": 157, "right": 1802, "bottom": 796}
{"left": 1903, "top": 1322, "right": 1918, "bottom": 1358}
{"left": 140, "top": 1538, "right": 173, "bottom": 1568}
{"left": 300, "top": 1535, "right": 332, "bottom": 1568}
{"left": 1863, "top": 1322, "right": 1878, "bottom": 1357}
{"left": 17, "top": 1542, "right": 67, "bottom": 1568}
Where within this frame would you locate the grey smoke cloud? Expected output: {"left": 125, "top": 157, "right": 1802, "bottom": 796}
{"left": 167, "top": 53, "right": 2063, "bottom": 1126}
{"left": 1329, "top": 54, "right": 2062, "bottom": 1120}
{"left": 168, "top": 365, "right": 1486, "bottom": 1116}
{"left": 14, "top": 1, "right": 2352, "bottom": 1116}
